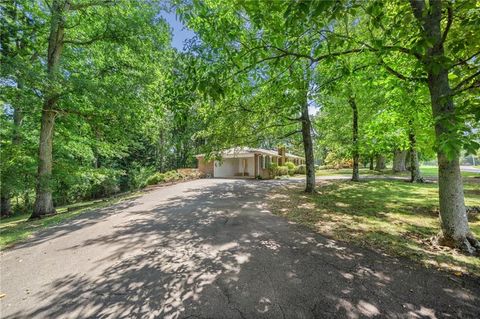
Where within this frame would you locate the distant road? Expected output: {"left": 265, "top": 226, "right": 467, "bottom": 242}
{"left": 461, "top": 166, "right": 480, "bottom": 173}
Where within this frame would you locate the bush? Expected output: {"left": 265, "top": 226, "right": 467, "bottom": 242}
{"left": 129, "top": 166, "right": 156, "bottom": 189}
{"left": 284, "top": 162, "right": 297, "bottom": 176}
{"left": 268, "top": 162, "right": 278, "bottom": 177}
{"left": 285, "top": 161, "right": 296, "bottom": 170}
{"left": 145, "top": 169, "right": 200, "bottom": 186}
{"left": 177, "top": 168, "right": 202, "bottom": 179}
{"left": 277, "top": 166, "right": 289, "bottom": 176}
{"left": 146, "top": 172, "right": 165, "bottom": 185}
{"left": 295, "top": 164, "right": 306, "bottom": 174}
{"left": 164, "top": 170, "right": 180, "bottom": 182}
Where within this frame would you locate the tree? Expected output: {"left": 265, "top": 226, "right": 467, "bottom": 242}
{"left": 408, "top": 0, "right": 479, "bottom": 251}
{"left": 28, "top": 0, "right": 173, "bottom": 218}
{"left": 1, "top": 0, "right": 42, "bottom": 216}
{"left": 356, "top": 0, "right": 479, "bottom": 251}
{"left": 286, "top": 0, "right": 479, "bottom": 251}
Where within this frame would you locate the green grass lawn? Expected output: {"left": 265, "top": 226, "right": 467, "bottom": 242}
{"left": 0, "top": 192, "right": 141, "bottom": 250}
{"left": 268, "top": 176, "right": 480, "bottom": 277}
{"left": 316, "top": 166, "right": 480, "bottom": 178}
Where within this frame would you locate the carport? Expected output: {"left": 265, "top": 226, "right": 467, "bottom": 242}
{"left": 214, "top": 155, "right": 255, "bottom": 178}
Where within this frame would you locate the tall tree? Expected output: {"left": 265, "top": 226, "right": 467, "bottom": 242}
{"left": 29, "top": 0, "right": 171, "bottom": 218}
{"left": 408, "top": 0, "right": 479, "bottom": 251}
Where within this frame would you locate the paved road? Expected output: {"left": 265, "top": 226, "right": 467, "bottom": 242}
{"left": 461, "top": 166, "right": 480, "bottom": 173}
{"left": 1, "top": 179, "right": 479, "bottom": 318}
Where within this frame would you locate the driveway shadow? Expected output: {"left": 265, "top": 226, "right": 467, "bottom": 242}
{"left": 2, "top": 179, "right": 480, "bottom": 318}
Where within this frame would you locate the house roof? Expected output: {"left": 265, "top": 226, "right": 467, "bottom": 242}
{"left": 196, "top": 147, "right": 304, "bottom": 159}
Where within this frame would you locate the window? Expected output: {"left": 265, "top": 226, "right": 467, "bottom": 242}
{"left": 262, "top": 155, "right": 266, "bottom": 169}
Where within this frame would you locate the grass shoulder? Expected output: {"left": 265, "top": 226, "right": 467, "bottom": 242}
{"left": 267, "top": 177, "right": 480, "bottom": 277}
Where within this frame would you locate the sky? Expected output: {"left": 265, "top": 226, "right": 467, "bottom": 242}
{"left": 161, "top": 11, "right": 196, "bottom": 51}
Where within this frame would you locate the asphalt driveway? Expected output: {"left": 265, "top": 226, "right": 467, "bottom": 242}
{"left": 1, "top": 178, "right": 479, "bottom": 318}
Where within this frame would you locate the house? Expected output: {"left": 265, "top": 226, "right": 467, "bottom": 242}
{"left": 196, "top": 147, "right": 305, "bottom": 179}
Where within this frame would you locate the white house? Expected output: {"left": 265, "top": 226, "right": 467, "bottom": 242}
{"left": 196, "top": 147, "right": 304, "bottom": 178}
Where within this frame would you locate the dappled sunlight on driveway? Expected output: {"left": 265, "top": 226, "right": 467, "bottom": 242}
{"left": 1, "top": 179, "right": 479, "bottom": 318}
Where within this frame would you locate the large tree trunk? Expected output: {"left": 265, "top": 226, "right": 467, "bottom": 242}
{"left": 349, "top": 96, "right": 359, "bottom": 181}
{"left": 392, "top": 149, "right": 407, "bottom": 172}
{"left": 301, "top": 98, "right": 315, "bottom": 193}
{"left": 369, "top": 156, "right": 374, "bottom": 170}
{"left": 32, "top": 109, "right": 57, "bottom": 218}
{"left": 409, "top": 0, "right": 478, "bottom": 252}
{"left": 374, "top": 154, "right": 385, "bottom": 171}
{"left": 32, "top": 0, "right": 65, "bottom": 218}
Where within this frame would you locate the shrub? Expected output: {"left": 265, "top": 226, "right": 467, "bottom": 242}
{"left": 146, "top": 172, "right": 165, "bottom": 185}
{"left": 277, "top": 165, "right": 289, "bottom": 176}
{"left": 295, "top": 164, "right": 306, "bottom": 174}
{"left": 268, "top": 162, "right": 278, "bottom": 177}
{"left": 164, "top": 170, "right": 180, "bottom": 182}
{"left": 129, "top": 166, "right": 156, "bottom": 189}
{"left": 145, "top": 169, "right": 200, "bottom": 186}
{"left": 285, "top": 161, "right": 296, "bottom": 170}
{"left": 177, "top": 168, "right": 201, "bottom": 179}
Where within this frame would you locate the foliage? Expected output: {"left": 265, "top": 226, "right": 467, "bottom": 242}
{"left": 285, "top": 162, "right": 296, "bottom": 170}
{"left": 277, "top": 166, "right": 289, "bottom": 177}
{"left": 295, "top": 164, "right": 306, "bottom": 175}
{"left": 267, "top": 162, "right": 278, "bottom": 177}
{"left": 146, "top": 173, "right": 166, "bottom": 186}
{"left": 145, "top": 169, "right": 200, "bottom": 186}
{"left": 284, "top": 161, "right": 296, "bottom": 175}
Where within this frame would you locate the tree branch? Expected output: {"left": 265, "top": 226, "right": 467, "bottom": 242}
{"left": 451, "top": 50, "right": 480, "bottom": 68}
{"left": 441, "top": 2, "right": 453, "bottom": 45}
{"left": 380, "top": 59, "right": 427, "bottom": 82}
{"left": 452, "top": 69, "right": 480, "bottom": 93}
{"left": 63, "top": 25, "right": 114, "bottom": 46}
